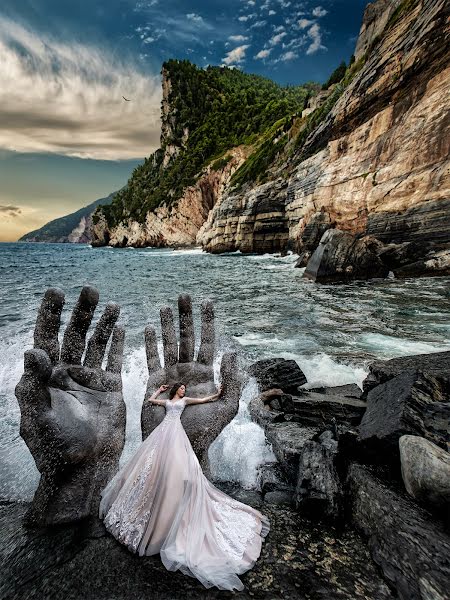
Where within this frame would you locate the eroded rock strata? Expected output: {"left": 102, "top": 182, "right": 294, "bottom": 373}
{"left": 91, "top": 0, "right": 450, "bottom": 281}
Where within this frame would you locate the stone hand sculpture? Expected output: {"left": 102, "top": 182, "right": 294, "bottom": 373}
{"left": 15, "top": 286, "right": 126, "bottom": 527}
{"left": 141, "top": 294, "right": 244, "bottom": 476}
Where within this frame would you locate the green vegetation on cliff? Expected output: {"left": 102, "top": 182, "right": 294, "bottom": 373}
{"left": 98, "top": 60, "right": 313, "bottom": 226}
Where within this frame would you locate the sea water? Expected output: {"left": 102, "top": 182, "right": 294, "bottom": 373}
{"left": 1, "top": 242, "right": 449, "bottom": 499}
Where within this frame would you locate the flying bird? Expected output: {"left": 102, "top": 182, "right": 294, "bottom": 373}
{"left": 122, "top": 96, "right": 131, "bottom": 101}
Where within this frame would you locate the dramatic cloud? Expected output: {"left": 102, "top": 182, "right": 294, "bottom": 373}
{"left": 0, "top": 204, "right": 22, "bottom": 217}
{"left": 312, "top": 6, "right": 328, "bottom": 18}
{"left": 0, "top": 17, "right": 162, "bottom": 160}
{"left": 255, "top": 48, "right": 272, "bottom": 59}
{"left": 222, "top": 44, "right": 250, "bottom": 65}
{"left": 306, "top": 23, "right": 327, "bottom": 54}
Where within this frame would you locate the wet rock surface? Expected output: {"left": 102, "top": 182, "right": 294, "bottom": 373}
{"left": 303, "top": 229, "right": 389, "bottom": 283}
{"left": 358, "top": 370, "right": 450, "bottom": 464}
{"left": 348, "top": 464, "right": 450, "bottom": 600}
{"left": 248, "top": 358, "right": 307, "bottom": 394}
{"left": 0, "top": 493, "right": 395, "bottom": 600}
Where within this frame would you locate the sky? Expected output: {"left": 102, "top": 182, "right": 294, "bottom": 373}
{"left": 0, "top": 0, "right": 368, "bottom": 241}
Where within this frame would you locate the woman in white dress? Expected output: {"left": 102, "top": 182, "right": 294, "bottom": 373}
{"left": 99, "top": 381, "right": 270, "bottom": 592}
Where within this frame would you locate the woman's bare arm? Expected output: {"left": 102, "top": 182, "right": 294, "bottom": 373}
{"left": 147, "top": 384, "right": 169, "bottom": 406}
{"left": 185, "top": 385, "right": 222, "bottom": 406}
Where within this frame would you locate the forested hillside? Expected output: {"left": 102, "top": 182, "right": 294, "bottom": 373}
{"left": 96, "top": 60, "right": 316, "bottom": 226}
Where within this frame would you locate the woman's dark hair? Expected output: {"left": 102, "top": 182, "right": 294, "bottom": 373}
{"left": 169, "top": 382, "right": 184, "bottom": 399}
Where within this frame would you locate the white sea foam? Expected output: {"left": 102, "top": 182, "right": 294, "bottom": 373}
{"left": 209, "top": 379, "right": 276, "bottom": 489}
{"left": 359, "top": 333, "right": 450, "bottom": 359}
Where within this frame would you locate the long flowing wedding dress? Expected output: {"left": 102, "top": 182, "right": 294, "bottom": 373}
{"left": 99, "top": 397, "right": 270, "bottom": 591}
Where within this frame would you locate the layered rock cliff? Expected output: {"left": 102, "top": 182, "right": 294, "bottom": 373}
{"left": 92, "top": 0, "right": 450, "bottom": 279}
{"left": 199, "top": 0, "right": 450, "bottom": 277}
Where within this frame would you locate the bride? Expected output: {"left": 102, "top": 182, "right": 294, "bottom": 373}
{"left": 99, "top": 381, "right": 270, "bottom": 592}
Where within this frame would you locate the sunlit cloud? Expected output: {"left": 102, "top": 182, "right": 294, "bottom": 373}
{"left": 298, "top": 18, "right": 315, "bottom": 29}
{"left": 255, "top": 48, "right": 272, "bottom": 59}
{"left": 0, "top": 16, "right": 162, "bottom": 161}
{"left": 222, "top": 44, "right": 250, "bottom": 65}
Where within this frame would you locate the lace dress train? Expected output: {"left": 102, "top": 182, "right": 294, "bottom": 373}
{"left": 99, "top": 397, "right": 270, "bottom": 591}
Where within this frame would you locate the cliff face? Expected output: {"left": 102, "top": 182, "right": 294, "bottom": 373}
{"left": 92, "top": 148, "right": 248, "bottom": 248}
{"left": 198, "top": 0, "right": 450, "bottom": 276}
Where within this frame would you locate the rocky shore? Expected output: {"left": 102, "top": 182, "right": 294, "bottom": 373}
{"left": 2, "top": 349, "right": 449, "bottom": 599}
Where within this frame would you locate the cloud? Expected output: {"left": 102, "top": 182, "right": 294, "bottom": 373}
{"left": 238, "top": 15, "right": 249, "bottom": 22}
{"left": 0, "top": 17, "right": 162, "bottom": 161}
{"left": 229, "top": 34, "right": 249, "bottom": 42}
{"left": 298, "top": 18, "right": 315, "bottom": 29}
{"left": 279, "top": 50, "right": 297, "bottom": 61}
{"left": 306, "top": 23, "right": 327, "bottom": 55}
{"left": 222, "top": 44, "right": 249, "bottom": 65}
{"left": 268, "top": 10, "right": 276, "bottom": 15}
{"left": 0, "top": 204, "right": 22, "bottom": 216}
{"left": 250, "top": 20, "right": 267, "bottom": 28}
{"left": 270, "top": 31, "right": 287, "bottom": 45}
{"left": 312, "top": 6, "right": 328, "bottom": 18}
{"left": 186, "top": 13, "right": 204, "bottom": 23}
{"left": 254, "top": 48, "right": 272, "bottom": 59}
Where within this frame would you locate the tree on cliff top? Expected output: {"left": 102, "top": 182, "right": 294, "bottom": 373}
{"left": 96, "top": 59, "right": 312, "bottom": 227}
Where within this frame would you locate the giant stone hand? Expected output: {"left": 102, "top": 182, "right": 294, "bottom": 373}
{"left": 15, "top": 286, "right": 126, "bottom": 527}
{"left": 141, "top": 295, "right": 244, "bottom": 476}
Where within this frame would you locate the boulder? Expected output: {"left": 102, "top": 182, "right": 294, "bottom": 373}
{"left": 256, "top": 462, "right": 295, "bottom": 496}
{"left": 292, "top": 391, "right": 366, "bottom": 428}
{"left": 248, "top": 392, "right": 285, "bottom": 427}
{"left": 358, "top": 370, "right": 450, "bottom": 467}
{"left": 265, "top": 422, "right": 319, "bottom": 481}
{"left": 248, "top": 358, "right": 307, "bottom": 393}
{"left": 362, "top": 350, "right": 450, "bottom": 396}
{"left": 303, "top": 229, "right": 389, "bottom": 283}
{"left": 307, "top": 384, "right": 363, "bottom": 399}
{"left": 295, "top": 211, "right": 335, "bottom": 266}
{"left": 399, "top": 435, "right": 450, "bottom": 513}
{"left": 348, "top": 463, "right": 450, "bottom": 600}
{"left": 295, "top": 431, "right": 342, "bottom": 520}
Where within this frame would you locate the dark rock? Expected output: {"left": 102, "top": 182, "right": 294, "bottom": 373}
{"left": 362, "top": 350, "right": 450, "bottom": 396}
{"left": 358, "top": 370, "right": 450, "bottom": 463}
{"left": 294, "top": 251, "right": 311, "bottom": 268}
{"left": 248, "top": 358, "right": 307, "bottom": 394}
{"left": 265, "top": 422, "right": 319, "bottom": 481}
{"left": 256, "top": 462, "right": 295, "bottom": 496}
{"left": 0, "top": 498, "right": 395, "bottom": 600}
{"left": 348, "top": 463, "right": 450, "bottom": 600}
{"left": 292, "top": 391, "right": 366, "bottom": 428}
{"left": 295, "top": 431, "right": 342, "bottom": 520}
{"left": 295, "top": 211, "right": 335, "bottom": 266}
{"left": 263, "top": 490, "right": 293, "bottom": 506}
{"left": 303, "top": 229, "right": 389, "bottom": 283}
{"left": 399, "top": 435, "right": 450, "bottom": 514}
{"left": 14, "top": 286, "right": 126, "bottom": 527}
{"left": 307, "top": 384, "right": 362, "bottom": 399}
{"left": 248, "top": 394, "right": 286, "bottom": 427}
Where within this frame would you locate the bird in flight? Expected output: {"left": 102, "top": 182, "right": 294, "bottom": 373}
{"left": 122, "top": 96, "right": 131, "bottom": 101}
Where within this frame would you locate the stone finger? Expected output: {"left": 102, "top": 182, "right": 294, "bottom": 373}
{"left": 61, "top": 285, "right": 99, "bottom": 364}
{"left": 197, "top": 299, "right": 215, "bottom": 365}
{"left": 160, "top": 306, "right": 178, "bottom": 368}
{"left": 33, "top": 287, "right": 65, "bottom": 365}
{"left": 220, "top": 352, "right": 239, "bottom": 396}
{"left": 178, "top": 294, "right": 195, "bottom": 363}
{"left": 106, "top": 325, "right": 125, "bottom": 374}
{"left": 84, "top": 302, "right": 120, "bottom": 368}
{"left": 15, "top": 349, "right": 52, "bottom": 410}
{"left": 145, "top": 325, "right": 161, "bottom": 373}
